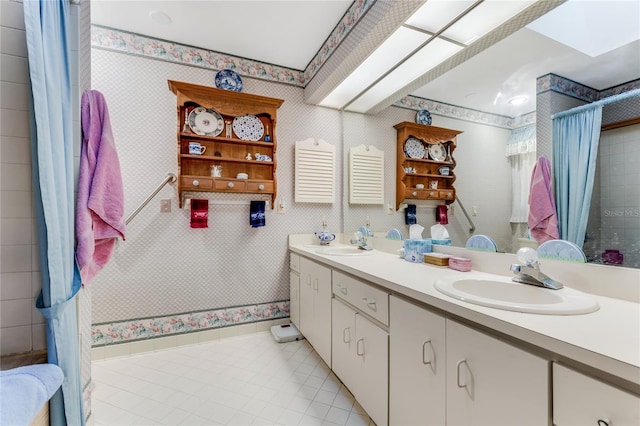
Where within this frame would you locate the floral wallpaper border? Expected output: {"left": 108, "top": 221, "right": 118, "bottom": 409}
{"left": 92, "top": 301, "right": 289, "bottom": 347}
{"left": 536, "top": 73, "right": 640, "bottom": 102}
{"left": 394, "top": 96, "right": 532, "bottom": 129}
{"left": 90, "top": 0, "right": 374, "bottom": 89}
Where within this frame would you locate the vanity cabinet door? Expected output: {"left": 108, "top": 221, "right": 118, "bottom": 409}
{"left": 446, "top": 319, "right": 549, "bottom": 426}
{"left": 332, "top": 298, "right": 389, "bottom": 426}
{"left": 298, "top": 257, "right": 332, "bottom": 367}
{"left": 389, "top": 296, "right": 446, "bottom": 426}
{"left": 553, "top": 363, "right": 640, "bottom": 426}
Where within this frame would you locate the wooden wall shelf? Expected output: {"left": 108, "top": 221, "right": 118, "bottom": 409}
{"left": 169, "top": 80, "right": 284, "bottom": 208}
{"left": 394, "top": 121, "right": 462, "bottom": 210}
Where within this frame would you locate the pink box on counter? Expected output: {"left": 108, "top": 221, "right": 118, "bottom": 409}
{"left": 448, "top": 256, "right": 472, "bottom": 272}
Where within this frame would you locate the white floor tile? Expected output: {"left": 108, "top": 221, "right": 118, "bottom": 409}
{"left": 91, "top": 331, "right": 373, "bottom": 426}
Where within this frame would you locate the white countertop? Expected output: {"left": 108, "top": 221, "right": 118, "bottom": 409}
{"left": 289, "top": 237, "right": 640, "bottom": 394}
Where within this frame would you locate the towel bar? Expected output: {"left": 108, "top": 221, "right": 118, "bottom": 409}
{"left": 125, "top": 173, "right": 177, "bottom": 225}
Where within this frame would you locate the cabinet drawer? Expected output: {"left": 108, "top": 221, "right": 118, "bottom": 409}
{"left": 553, "top": 363, "right": 640, "bottom": 426}
{"left": 247, "top": 181, "right": 274, "bottom": 192}
{"left": 213, "top": 179, "right": 246, "bottom": 191}
{"left": 333, "top": 270, "right": 389, "bottom": 326}
{"left": 290, "top": 252, "right": 300, "bottom": 273}
{"left": 181, "top": 176, "right": 213, "bottom": 190}
{"left": 405, "top": 188, "right": 439, "bottom": 199}
{"left": 439, "top": 189, "right": 454, "bottom": 200}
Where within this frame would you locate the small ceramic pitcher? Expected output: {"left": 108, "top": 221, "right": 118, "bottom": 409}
{"left": 315, "top": 230, "right": 336, "bottom": 245}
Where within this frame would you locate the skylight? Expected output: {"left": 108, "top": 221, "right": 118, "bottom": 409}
{"left": 527, "top": 0, "right": 640, "bottom": 57}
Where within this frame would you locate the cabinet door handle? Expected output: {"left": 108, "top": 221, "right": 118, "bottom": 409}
{"left": 312, "top": 278, "right": 318, "bottom": 291}
{"left": 597, "top": 420, "right": 610, "bottom": 426}
{"left": 361, "top": 297, "right": 377, "bottom": 311}
{"left": 456, "top": 359, "right": 469, "bottom": 388}
{"left": 192, "top": 179, "right": 200, "bottom": 187}
{"left": 356, "top": 338, "right": 365, "bottom": 356}
{"left": 227, "top": 182, "right": 234, "bottom": 188}
{"left": 343, "top": 327, "right": 351, "bottom": 343}
{"left": 422, "top": 340, "right": 435, "bottom": 367}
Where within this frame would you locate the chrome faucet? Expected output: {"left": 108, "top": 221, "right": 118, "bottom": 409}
{"left": 510, "top": 261, "right": 563, "bottom": 290}
{"left": 350, "top": 231, "right": 373, "bottom": 251}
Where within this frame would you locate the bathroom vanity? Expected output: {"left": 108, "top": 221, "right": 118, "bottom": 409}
{"left": 289, "top": 235, "right": 640, "bottom": 426}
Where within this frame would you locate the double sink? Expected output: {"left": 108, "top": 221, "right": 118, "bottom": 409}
{"left": 312, "top": 245, "right": 599, "bottom": 315}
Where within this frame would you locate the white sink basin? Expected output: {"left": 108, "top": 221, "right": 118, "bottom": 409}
{"left": 434, "top": 275, "right": 599, "bottom": 315}
{"left": 316, "top": 247, "right": 375, "bottom": 256}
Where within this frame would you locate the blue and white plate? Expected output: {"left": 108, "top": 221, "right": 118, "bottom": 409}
{"left": 188, "top": 106, "right": 224, "bottom": 136}
{"left": 416, "top": 109, "right": 432, "bottom": 125}
{"left": 404, "top": 137, "right": 425, "bottom": 159}
{"left": 233, "top": 114, "right": 264, "bottom": 141}
{"left": 386, "top": 228, "right": 403, "bottom": 240}
{"left": 215, "top": 69, "right": 243, "bottom": 92}
{"left": 465, "top": 235, "right": 497, "bottom": 252}
{"left": 537, "top": 240, "right": 587, "bottom": 263}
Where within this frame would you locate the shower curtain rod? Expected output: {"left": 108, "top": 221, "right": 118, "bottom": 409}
{"left": 125, "top": 173, "right": 177, "bottom": 225}
{"left": 551, "top": 88, "right": 640, "bottom": 120}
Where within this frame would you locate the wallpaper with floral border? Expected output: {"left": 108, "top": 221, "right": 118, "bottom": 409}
{"left": 303, "top": 0, "right": 375, "bottom": 82}
{"left": 537, "top": 73, "right": 640, "bottom": 103}
{"left": 92, "top": 301, "right": 289, "bottom": 346}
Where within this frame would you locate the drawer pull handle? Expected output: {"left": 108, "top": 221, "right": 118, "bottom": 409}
{"left": 339, "top": 286, "right": 348, "bottom": 295}
{"left": 597, "top": 420, "right": 610, "bottom": 426}
{"left": 412, "top": 191, "right": 417, "bottom": 196}
{"left": 228, "top": 182, "right": 234, "bottom": 188}
{"left": 258, "top": 184, "right": 265, "bottom": 190}
{"left": 361, "top": 297, "right": 377, "bottom": 311}
{"left": 192, "top": 179, "right": 200, "bottom": 187}
{"left": 343, "top": 327, "right": 350, "bottom": 343}
{"left": 456, "top": 359, "right": 470, "bottom": 388}
{"left": 422, "top": 340, "right": 435, "bottom": 368}
{"left": 356, "top": 338, "right": 365, "bottom": 356}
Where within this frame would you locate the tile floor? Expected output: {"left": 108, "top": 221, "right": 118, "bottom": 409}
{"left": 91, "top": 331, "right": 375, "bottom": 426}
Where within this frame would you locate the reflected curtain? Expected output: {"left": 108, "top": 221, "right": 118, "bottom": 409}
{"left": 552, "top": 107, "right": 602, "bottom": 247}
{"left": 506, "top": 125, "right": 536, "bottom": 223}
{"left": 24, "top": 1, "right": 85, "bottom": 425}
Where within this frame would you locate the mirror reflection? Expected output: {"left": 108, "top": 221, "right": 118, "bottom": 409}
{"left": 343, "top": 16, "right": 639, "bottom": 269}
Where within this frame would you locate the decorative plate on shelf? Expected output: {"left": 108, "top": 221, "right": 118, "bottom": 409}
{"left": 404, "top": 137, "right": 425, "bottom": 159}
{"left": 465, "top": 235, "right": 498, "bottom": 252}
{"left": 537, "top": 240, "right": 587, "bottom": 263}
{"left": 215, "top": 69, "right": 243, "bottom": 92}
{"left": 232, "top": 114, "right": 264, "bottom": 141}
{"left": 187, "top": 106, "right": 224, "bottom": 136}
{"left": 428, "top": 143, "right": 446, "bottom": 161}
{"left": 416, "top": 109, "right": 432, "bottom": 125}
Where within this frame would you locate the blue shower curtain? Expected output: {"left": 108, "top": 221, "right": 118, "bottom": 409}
{"left": 552, "top": 106, "right": 602, "bottom": 247}
{"left": 24, "top": 1, "right": 84, "bottom": 425}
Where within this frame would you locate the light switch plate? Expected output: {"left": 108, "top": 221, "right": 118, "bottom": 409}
{"left": 160, "top": 199, "right": 171, "bottom": 213}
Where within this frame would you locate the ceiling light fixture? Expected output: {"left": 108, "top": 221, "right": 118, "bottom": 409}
{"left": 508, "top": 95, "right": 528, "bottom": 106}
{"left": 149, "top": 11, "right": 172, "bottom": 25}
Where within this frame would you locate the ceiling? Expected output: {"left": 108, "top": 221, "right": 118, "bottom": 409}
{"left": 91, "top": 0, "right": 640, "bottom": 119}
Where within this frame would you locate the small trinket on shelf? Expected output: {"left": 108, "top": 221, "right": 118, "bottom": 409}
{"left": 246, "top": 153, "right": 252, "bottom": 160}
{"left": 264, "top": 124, "right": 272, "bottom": 142}
{"left": 225, "top": 120, "right": 232, "bottom": 138}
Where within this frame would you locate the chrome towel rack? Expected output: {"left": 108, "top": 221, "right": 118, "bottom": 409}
{"left": 125, "top": 173, "right": 177, "bottom": 225}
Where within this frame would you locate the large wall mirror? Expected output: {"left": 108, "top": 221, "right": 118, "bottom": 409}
{"left": 342, "top": 3, "right": 640, "bottom": 269}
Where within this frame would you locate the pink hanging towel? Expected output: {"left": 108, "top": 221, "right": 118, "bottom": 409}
{"left": 76, "top": 90, "right": 126, "bottom": 285}
{"left": 528, "top": 156, "right": 559, "bottom": 243}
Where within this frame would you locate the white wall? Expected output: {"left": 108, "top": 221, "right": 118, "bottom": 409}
{"left": 0, "top": 0, "right": 46, "bottom": 356}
